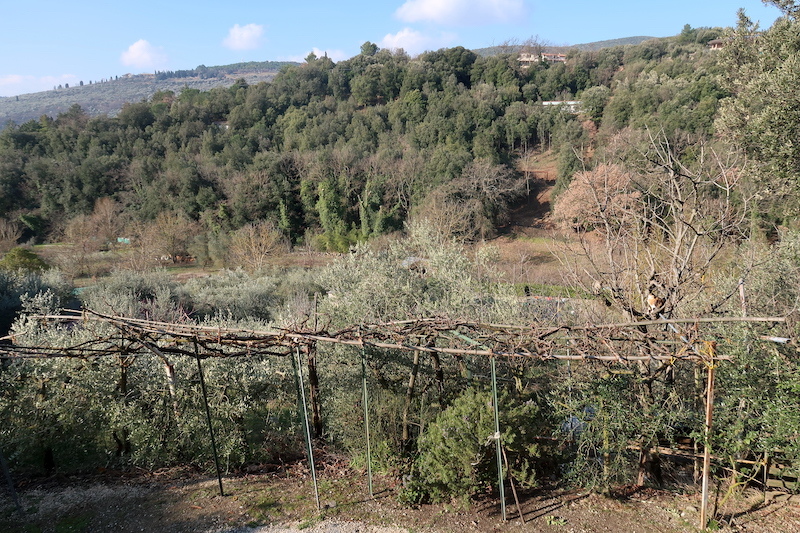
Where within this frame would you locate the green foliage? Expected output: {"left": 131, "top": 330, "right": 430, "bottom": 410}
{"left": 551, "top": 364, "right": 697, "bottom": 490}
{"left": 716, "top": 10, "right": 800, "bottom": 226}
{"left": 0, "top": 35, "right": 735, "bottom": 244}
{"left": 0, "top": 341, "right": 303, "bottom": 474}
{"left": 6, "top": 30, "right": 800, "bottom": 500}
{"left": 183, "top": 269, "right": 277, "bottom": 321}
{"left": 704, "top": 231, "right": 800, "bottom": 473}
{"left": 0, "top": 247, "right": 48, "bottom": 272}
{"left": 406, "top": 388, "right": 497, "bottom": 502}
{"left": 580, "top": 85, "right": 611, "bottom": 122}
{"left": 79, "top": 269, "right": 186, "bottom": 320}
{"left": 405, "top": 388, "right": 543, "bottom": 503}
{"left": 0, "top": 268, "right": 70, "bottom": 334}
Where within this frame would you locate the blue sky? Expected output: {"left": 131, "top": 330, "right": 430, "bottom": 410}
{"left": 0, "top": 0, "right": 783, "bottom": 97}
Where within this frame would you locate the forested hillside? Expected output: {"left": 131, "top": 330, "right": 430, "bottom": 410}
{"left": 3, "top": 5, "right": 800, "bottom": 521}
{"left": 0, "top": 61, "right": 295, "bottom": 127}
{"left": 1, "top": 27, "right": 729, "bottom": 256}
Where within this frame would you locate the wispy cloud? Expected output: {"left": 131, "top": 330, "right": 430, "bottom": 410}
{"left": 395, "top": 0, "right": 525, "bottom": 26}
{"left": 120, "top": 40, "right": 168, "bottom": 70}
{"left": 380, "top": 28, "right": 457, "bottom": 55}
{"left": 0, "top": 73, "right": 80, "bottom": 97}
{"left": 0, "top": 74, "right": 26, "bottom": 89}
{"left": 223, "top": 24, "right": 265, "bottom": 51}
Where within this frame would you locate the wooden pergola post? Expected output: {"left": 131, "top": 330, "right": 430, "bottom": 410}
{"left": 699, "top": 343, "right": 717, "bottom": 531}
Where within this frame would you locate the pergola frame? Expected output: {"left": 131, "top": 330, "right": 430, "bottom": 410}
{"left": 0, "top": 308, "right": 789, "bottom": 529}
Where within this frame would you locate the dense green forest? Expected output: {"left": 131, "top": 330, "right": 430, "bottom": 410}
{"left": 1, "top": 24, "right": 731, "bottom": 256}
{"left": 2, "top": 2, "right": 800, "bottom": 516}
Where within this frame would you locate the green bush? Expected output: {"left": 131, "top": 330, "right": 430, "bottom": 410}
{"left": 0, "top": 247, "right": 48, "bottom": 272}
{"left": 404, "top": 387, "right": 544, "bottom": 503}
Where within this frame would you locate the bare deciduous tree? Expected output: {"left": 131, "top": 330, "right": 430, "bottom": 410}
{"left": 91, "top": 197, "right": 125, "bottom": 248}
{"left": 227, "top": 220, "right": 289, "bottom": 273}
{"left": 0, "top": 218, "right": 22, "bottom": 253}
{"left": 413, "top": 159, "right": 525, "bottom": 242}
{"left": 412, "top": 190, "right": 489, "bottom": 243}
{"left": 122, "top": 212, "right": 200, "bottom": 271}
{"left": 553, "top": 162, "right": 640, "bottom": 232}
{"left": 556, "top": 130, "right": 751, "bottom": 322}
{"left": 52, "top": 198, "right": 128, "bottom": 277}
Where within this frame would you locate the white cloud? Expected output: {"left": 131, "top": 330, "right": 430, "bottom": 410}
{"left": 285, "top": 47, "right": 348, "bottom": 63}
{"left": 395, "top": 0, "right": 525, "bottom": 26}
{"left": 0, "top": 74, "right": 25, "bottom": 89}
{"left": 380, "top": 28, "right": 457, "bottom": 55}
{"left": 120, "top": 40, "right": 168, "bottom": 70}
{"left": 223, "top": 24, "right": 265, "bottom": 51}
{"left": 0, "top": 73, "right": 80, "bottom": 97}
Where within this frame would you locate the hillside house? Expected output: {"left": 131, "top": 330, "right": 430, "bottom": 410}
{"left": 541, "top": 100, "right": 582, "bottom": 113}
{"left": 542, "top": 52, "right": 567, "bottom": 63}
{"left": 518, "top": 51, "right": 567, "bottom": 68}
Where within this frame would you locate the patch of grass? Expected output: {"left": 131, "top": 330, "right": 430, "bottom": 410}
{"left": 511, "top": 235, "right": 558, "bottom": 247}
{"left": 188, "top": 486, "right": 218, "bottom": 501}
{"left": 316, "top": 479, "right": 334, "bottom": 493}
{"left": 250, "top": 494, "right": 282, "bottom": 523}
{"left": 298, "top": 513, "right": 324, "bottom": 529}
{"left": 0, "top": 521, "right": 42, "bottom": 533}
{"left": 515, "top": 282, "right": 590, "bottom": 299}
{"left": 54, "top": 511, "right": 93, "bottom": 532}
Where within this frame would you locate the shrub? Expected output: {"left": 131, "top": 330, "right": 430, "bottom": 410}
{"left": 0, "top": 247, "right": 48, "bottom": 273}
{"left": 404, "top": 387, "right": 544, "bottom": 503}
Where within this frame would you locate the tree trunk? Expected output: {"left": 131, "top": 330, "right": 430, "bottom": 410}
{"left": 305, "top": 344, "right": 323, "bottom": 439}
{"left": 139, "top": 341, "right": 179, "bottom": 418}
{"left": 114, "top": 357, "right": 132, "bottom": 457}
{"left": 637, "top": 445, "right": 662, "bottom": 487}
{"left": 402, "top": 351, "right": 421, "bottom": 451}
{"left": 430, "top": 352, "right": 444, "bottom": 408}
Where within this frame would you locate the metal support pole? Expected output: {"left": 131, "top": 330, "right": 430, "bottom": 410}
{"left": 195, "top": 344, "right": 224, "bottom": 497}
{"left": 361, "top": 347, "right": 374, "bottom": 498}
{"left": 700, "top": 360, "right": 716, "bottom": 530}
{"left": 294, "top": 345, "right": 321, "bottom": 510}
{"left": 501, "top": 445, "right": 525, "bottom": 523}
{"left": 491, "top": 356, "right": 507, "bottom": 521}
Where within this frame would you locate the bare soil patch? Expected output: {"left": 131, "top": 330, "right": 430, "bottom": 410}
{"left": 3, "top": 468, "right": 800, "bottom": 533}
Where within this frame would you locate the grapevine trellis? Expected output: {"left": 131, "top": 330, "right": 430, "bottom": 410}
{"left": 0, "top": 308, "right": 790, "bottom": 529}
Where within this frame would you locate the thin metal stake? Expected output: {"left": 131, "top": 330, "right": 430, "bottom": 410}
{"left": 491, "top": 356, "right": 507, "bottom": 521}
{"left": 361, "top": 347, "right": 374, "bottom": 498}
{"left": 0, "top": 447, "right": 23, "bottom": 515}
{"left": 195, "top": 343, "right": 224, "bottom": 497}
{"left": 294, "top": 345, "right": 321, "bottom": 510}
{"left": 501, "top": 445, "right": 525, "bottom": 523}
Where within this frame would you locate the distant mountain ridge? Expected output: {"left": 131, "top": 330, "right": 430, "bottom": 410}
{"left": 473, "top": 36, "right": 657, "bottom": 56}
{"left": 0, "top": 36, "right": 656, "bottom": 127}
{"left": 0, "top": 60, "right": 297, "bottom": 127}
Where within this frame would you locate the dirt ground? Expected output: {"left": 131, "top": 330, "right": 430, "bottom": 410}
{"left": 3, "top": 466, "right": 800, "bottom": 533}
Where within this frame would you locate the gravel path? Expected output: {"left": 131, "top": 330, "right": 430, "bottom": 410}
{"left": 222, "top": 521, "right": 409, "bottom": 533}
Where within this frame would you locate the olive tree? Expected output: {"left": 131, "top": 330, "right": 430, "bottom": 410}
{"left": 552, "top": 129, "right": 752, "bottom": 487}
{"left": 716, "top": 4, "right": 800, "bottom": 227}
